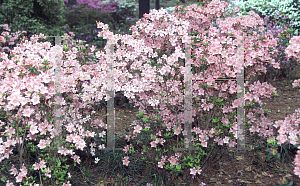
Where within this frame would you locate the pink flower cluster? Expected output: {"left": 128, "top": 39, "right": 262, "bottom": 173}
{"left": 0, "top": 21, "right": 113, "bottom": 185}
{"left": 190, "top": 166, "right": 202, "bottom": 179}
{"left": 9, "top": 164, "right": 27, "bottom": 183}
{"left": 0, "top": 24, "right": 27, "bottom": 53}
{"left": 285, "top": 36, "right": 300, "bottom": 62}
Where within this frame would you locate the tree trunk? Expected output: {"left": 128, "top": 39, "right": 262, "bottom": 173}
{"left": 68, "top": 0, "right": 77, "bottom": 6}
{"left": 139, "top": 0, "right": 150, "bottom": 19}
{"left": 155, "top": 0, "right": 160, "bottom": 10}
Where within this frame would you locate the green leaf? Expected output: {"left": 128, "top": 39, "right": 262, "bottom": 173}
{"left": 212, "top": 118, "right": 219, "bottom": 123}
{"left": 18, "top": 127, "right": 24, "bottom": 132}
{"left": 141, "top": 157, "right": 147, "bottom": 160}
{"left": 164, "top": 132, "right": 171, "bottom": 137}
{"left": 0, "top": 177, "right": 7, "bottom": 182}
{"left": 142, "top": 118, "right": 148, "bottom": 122}
{"left": 142, "top": 128, "right": 149, "bottom": 132}
{"left": 216, "top": 99, "right": 223, "bottom": 102}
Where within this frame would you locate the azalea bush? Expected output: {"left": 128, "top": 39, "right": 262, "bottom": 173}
{"left": 0, "top": 0, "right": 300, "bottom": 185}
{"left": 225, "top": 0, "right": 300, "bottom": 82}
{"left": 94, "top": 1, "right": 300, "bottom": 183}
{"left": 0, "top": 31, "right": 99, "bottom": 185}
{"left": 228, "top": 9, "right": 297, "bottom": 82}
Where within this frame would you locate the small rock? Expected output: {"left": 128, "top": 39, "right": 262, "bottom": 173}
{"left": 210, "top": 178, "right": 219, "bottom": 182}
{"left": 237, "top": 170, "right": 243, "bottom": 176}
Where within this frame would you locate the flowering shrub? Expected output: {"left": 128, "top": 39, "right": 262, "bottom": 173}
{"left": 0, "top": 0, "right": 300, "bottom": 185}
{"left": 225, "top": 1, "right": 299, "bottom": 82}
{"left": 94, "top": 1, "right": 287, "bottom": 181}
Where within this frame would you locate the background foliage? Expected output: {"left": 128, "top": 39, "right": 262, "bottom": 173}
{"left": 0, "top": 0, "right": 69, "bottom": 46}
{"left": 225, "top": 0, "right": 300, "bottom": 37}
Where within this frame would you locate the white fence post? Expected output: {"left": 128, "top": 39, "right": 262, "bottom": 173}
{"left": 236, "top": 36, "right": 246, "bottom": 150}
{"left": 105, "top": 37, "right": 116, "bottom": 152}
{"left": 183, "top": 35, "right": 193, "bottom": 149}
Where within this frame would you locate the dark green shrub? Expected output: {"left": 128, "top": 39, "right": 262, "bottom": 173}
{"left": 61, "top": 3, "right": 114, "bottom": 31}
{"left": 60, "top": 3, "right": 116, "bottom": 48}
{"left": 110, "top": 0, "right": 138, "bottom": 27}
{"left": 60, "top": 0, "right": 139, "bottom": 48}
{"left": 0, "top": 0, "right": 69, "bottom": 47}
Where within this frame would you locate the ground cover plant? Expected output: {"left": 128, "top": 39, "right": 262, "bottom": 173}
{"left": 0, "top": 0, "right": 298, "bottom": 183}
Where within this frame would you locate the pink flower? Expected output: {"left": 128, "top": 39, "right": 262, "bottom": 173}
{"left": 150, "top": 141, "right": 157, "bottom": 148}
{"left": 58, "top": 147, "right": 69, "bottom": 156}
{"left": 33, "top": 158, "right": 47, "bottom": 170}
{"left": 68, "top": 172, "right": 71, "bottom": 178}
{"left": 76, "top": 141, "right": 86, "bottom": 151}
{"left": 10, "top": 165, "right": 18, "bottom": 176}
{"left": 133, "top": 124, "right": 142, "bottom": 134}
{"left": 223, "top": 136, "right": 230, "bottom": 144}
{"left": 0, "top": 144, "right": 5, "bottom": 154}
{"left": 201, "top": 141, "right": 207, "bottom": 147}
{"left": 276, "top": 134, "right": 288, "bottom": 145}
{"left": 0, "top": 36, "right": 6, "bottom": 43}
{"left": 159, "top": 138, "right": 166, "bottom": 146}
{"left": 174, "top": 127, "right": 181, "bottom": 135}
{"left": 20, "top": 164, "right": 27, "bottom": 177}
{"left": 175, "top": 153, "right": 182, "bottom": 158}
{"left": 158, "top": 160, "right": 165, "bottom": 168}
{"left": 5, "top": 127, "right": 15, "bottom": 138}
{"left": 62, "top": 181, "right": 71, "bottom": 186}
{"left": 45, "top": 168, "right": 51, "bottom": 178}
{"left": 190, "top": 166, "right": 202, "bottom": 178}
{"left": 30, "top": 125, "right": 39, "bottom": 135}
{"left": 123, "top": 156, "right": 130, "bottom": 166}
{"left": 15, "top": 173, "right": 23, "bottom": 183}
{"left": 22, "top": 106, "right": 34, "bottom": 117}
{"left": 233, "top": 7, "right": 239, "bottom": 13}
{"left": 71, "top": 155, "right": 81, "bottom": 164}
{"left": 229, "top": 140, "right": 237, "bottom": 148}
{"left": 31, "top": 94, "right": 40, "bottom": 105}
{"left": 5, "top": 180, "right": 14, "bottom": 186}
{"left": 33, "top": 162, "right": 40, "bottom": 170}
{"left": 168, "top": 156, "right": 179, "bottom": 166}
{"left": 37, "top": 139, "right": 51, "bottom": 149}
{"left": 214, "top": 137, "right": 224, "bottom": 146}
{"left": 65, "top": 124, "right": 76, "bottom": 133}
